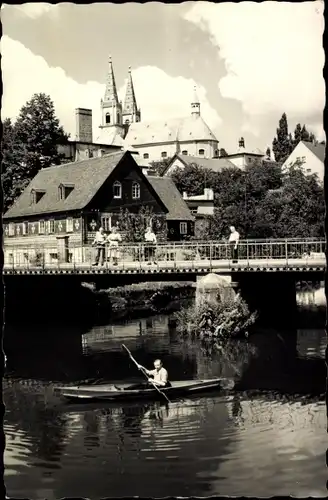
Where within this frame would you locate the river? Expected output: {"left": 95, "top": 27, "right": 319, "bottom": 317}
{"left": 3, "top": 285, "right": 327, "bottom": 498}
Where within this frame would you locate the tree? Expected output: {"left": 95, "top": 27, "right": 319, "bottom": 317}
{"left": 170, "top": 163, "right": 215, "bottom": 196}
{"left": 117, "top": 206, "right": 167, "bottom": 242}
{"left": 2, "top": 93, "right": 69, "bottom": 211}
{"left": 265, "top": 146, "right": 271, "bottom": 158}
{"left": 149, "top": 158, "right": 172, "bottom": 176}
{"left": 272, "top": 113, "right": 293, "bottom": 164}
{"left": 1, "top": 118, "right": 26, "bottom": 211}
{"left": 219, "top": 148, "right": 228, "bottom": 158}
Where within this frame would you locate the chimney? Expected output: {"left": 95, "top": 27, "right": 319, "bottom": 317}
{"left": 75, "top": 108, "right": 93, "bottom": 143}
{"left": 183, "top": 191, "right": 188, "bottom": 200}
{"left": 238, "top": 137, "right": 245, "bottom": 149}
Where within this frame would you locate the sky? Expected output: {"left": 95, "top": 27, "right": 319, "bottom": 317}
{"left": 1, "top": 1, "right": 325, "bottom": 153}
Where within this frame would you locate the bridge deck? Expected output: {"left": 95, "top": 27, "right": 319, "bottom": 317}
{"left": 3, "top": 257, "right": 325, "bottom": 275}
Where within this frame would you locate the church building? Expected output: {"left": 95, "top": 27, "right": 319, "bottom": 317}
{"left": 65, "top": 56, "right": 220, "bottom": 163}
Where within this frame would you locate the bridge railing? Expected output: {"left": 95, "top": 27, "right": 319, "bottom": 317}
{"left": 3, "top": 238, "right": 326, "bottom": 270}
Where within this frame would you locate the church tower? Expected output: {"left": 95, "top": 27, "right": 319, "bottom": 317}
{"left": 100, "top": 56, "right": 124, "bottom": 133}
{"left": 191, "top": 85, "right": 201, "bottom": 118}
{"left": 122, "top": 66, "right": 141, "bottom": 126}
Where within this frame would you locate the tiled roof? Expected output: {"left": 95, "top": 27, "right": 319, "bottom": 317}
{"left": 164, "top": 153, "right": 235, "bottom": 174}
{"left": 147, "top": 177, "right": 194, "bottom": 221}
{"left": 94, "top": 127, "right": 126, "bottom": 147}
{"left": 125, "top": 115, "right": 218, "bottom": 145}
{"left": 302, "top": 141, "right": 325, "bottom": 163}
{"left": 4, "top": 151, "right": 126, "bottom": 219}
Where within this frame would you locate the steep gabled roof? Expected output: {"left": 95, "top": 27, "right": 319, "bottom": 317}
{"left": 162, "top": 153, "right": 235, "bottom": 175}
{"left": 302, "top": 141, "right": 325, "bottom": 163}
{"left": 4, "top": 151, "right": 127, "bottom": 219}
{"left": 147, "top": 177, "right": 194, "bottom": 221}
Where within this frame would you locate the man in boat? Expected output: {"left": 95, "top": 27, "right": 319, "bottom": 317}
{"left": 136, "top": 359, "right": 171, "bottom": 388}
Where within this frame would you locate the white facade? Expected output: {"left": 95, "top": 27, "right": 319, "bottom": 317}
{"left": 282, "top": 141, "right": 325, "bottom": 182}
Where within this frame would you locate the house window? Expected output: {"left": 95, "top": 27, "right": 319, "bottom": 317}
{"left": 198, "top": 149, "right": 205, "bottom": 156}
{"left": 182, "top": 150, "right": 188, "bottom": 155}
{"left": 31, "top": 189, "right": 46, "bottom": 204}
{"left": 180, "top": 222, "right": 188, "bottom": 235}
{"left": 132, "top": 182, "right": 140, "bottom": 199}
{"left": 66, "top": 217, "right": 73, "bottom": 232}
{"left": 9, "top": 223, "right": 15, "bottom": 236}
{"left": 59, "top": 184, "right": 74, "bottom": 200}
{"left": 101, "top": 215, "right": 112, "bottom": 232}
{"left": 86, "top": 149, "right": 93, "bottom": 158}
{"left": 39, "top": 220, "right": 45, "bottom": 234}
{"left": 143, "top": 153, "right": 149, "bottom": 159}
{"left": 161, "top": 151, "right": 167, "bottom": 158}
{"left": 22, "top": 221, "right": 28, "bottom": 235}
{"left": 106, "top": 113, "right": 111, "bottom": 124}
{"left": 47, "top": 219, "right": 55, "bottom": 233}
{"left": 113, "top": 181, "right": 122, "bottom": 199}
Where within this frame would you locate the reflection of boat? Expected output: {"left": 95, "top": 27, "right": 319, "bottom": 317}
{"left": 56, "top": 378, "right": 230, "bottom": 402}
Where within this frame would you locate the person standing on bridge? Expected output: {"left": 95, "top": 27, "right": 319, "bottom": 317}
{"left": 92, "top": 227, "right": 106, "bottom": 266}
{"left": 229, "top": 226, "right": 240, "bottom": 263}
{"left": 107, "top": 226, "right": 122, "bottom": 266}
{"left": 144, "top": 226, "right": 157, "bottom": 265}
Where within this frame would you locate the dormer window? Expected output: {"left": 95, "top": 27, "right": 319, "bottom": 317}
{"left": 31, "top": 189, "right": 46, "bottom": 204}
{"left": 113, "top": 181, "right": 122, "bottom": 199}
{"left": 59, "top": 183, "right": 74, "bottom": 200}
{"left": 132, "top": 182, "right": 140, "bottom": 199}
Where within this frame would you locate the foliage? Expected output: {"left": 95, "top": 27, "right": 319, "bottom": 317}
{"left": 253, "top": 164, "right": 325, "bottom": 238}
{"left": 171, "top": 163, "right": 216, "bottom": 196}
{"left": 272, "top": 113, "right": 322, "bottom": 165}
{"left": 219, "top": 148, "right": 228, "bottom": 158}
{"left": 149, "top": 157, "right": 172, "bottom": 176}
{"left": 175, "top": 294, "right": 258, "bottom": 341}
{"left": 117, "top": 206, "right": 167, "bottom": 242}
{"left": 169, "top": 152, "right": 323, "bottom": 239}
{"left": 266, "top": 146, "right": 271, "bottom": 158}
{"left": 2, "top": 93, "right": 69, "bottom": 211}
{"left": 272, "top": 112, "right": 293, "bottom": 164}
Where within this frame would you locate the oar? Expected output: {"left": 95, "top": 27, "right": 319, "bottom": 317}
{"left": 122, "top": 344, "right": 170, "bottom": 403}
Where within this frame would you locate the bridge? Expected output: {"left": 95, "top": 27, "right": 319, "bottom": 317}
{"left": 3, "top": 238, "right": 325, "bottom": 325}
{"left": 3, "top": 238, "right": 326, "bottom": 276}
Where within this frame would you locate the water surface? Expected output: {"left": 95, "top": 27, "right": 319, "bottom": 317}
{"left": 3, "top": 286, "right": 327, "bottom": 498}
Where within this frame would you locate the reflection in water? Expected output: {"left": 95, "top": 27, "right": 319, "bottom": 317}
{"left": 3, "top": 286, "right": 327, "bottom": 498}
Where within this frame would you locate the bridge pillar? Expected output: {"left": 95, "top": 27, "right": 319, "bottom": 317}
{"left": 196, "top": 273, "right": 235, "bottom": 307}
{"left": 56, "top": 235, "right": 70, "bottom": 264}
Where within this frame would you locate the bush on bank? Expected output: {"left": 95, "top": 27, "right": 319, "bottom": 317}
{"left": 175, "top": 294, "right": 258, "bottom": 341}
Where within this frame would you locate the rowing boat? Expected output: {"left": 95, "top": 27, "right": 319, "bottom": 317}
{"left": 56, "top": 378, "right": 230, "bottom": 402}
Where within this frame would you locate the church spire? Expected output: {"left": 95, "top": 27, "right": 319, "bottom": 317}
{"left": 104, "top": 55, "right": 119, "bottom": 103}
{"left": 100, "top": 55, "right": 123, "bottom": 130}
{"left": 122, "top": 66, "right": 141, "bottom": 124}
{"left": 191, "top": 85, "right": 200, "bottom": 117}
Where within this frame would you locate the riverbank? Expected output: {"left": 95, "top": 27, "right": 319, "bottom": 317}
{"left": 87, "top": 281, "right": 195, "bottom": 322}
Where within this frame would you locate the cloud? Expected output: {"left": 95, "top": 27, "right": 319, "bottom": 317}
{"left": 1, "top": 36, "right": 221, "bottom": 141}
{"left": 4, "top": 3, "right": 59, "bottom": 19}
{"left": 184, "top": 1, "right": 325, "bottom": 137}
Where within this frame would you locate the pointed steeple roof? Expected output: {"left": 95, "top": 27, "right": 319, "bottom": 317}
{"left": 123, "top": 66, "right": 138, "bottom": 114}
{"left": 104, "top": 56, "right": 119, "bottom": 103}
